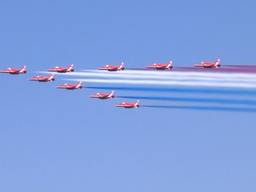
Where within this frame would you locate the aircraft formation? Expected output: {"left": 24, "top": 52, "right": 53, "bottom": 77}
{"left": 1, "top": 58, "right": 249, "bottom": 109}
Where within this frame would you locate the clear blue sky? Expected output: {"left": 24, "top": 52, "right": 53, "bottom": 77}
{"left": 1, "top": 0, "right": 256, "bottom": 191}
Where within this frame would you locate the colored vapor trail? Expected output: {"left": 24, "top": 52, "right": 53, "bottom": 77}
{"left": 117, "top": 95, "right": 256, "bottom": 106}
{"left": 51, "top": 69, "right": 256, "bottom": 89}
{"left": 68, "top": 78, "right": 256, "bottom": 88}
{"left": 46, "top": 67, "right": 256, "bottom": 113}
{"left": 85, "top": 86, "right": 256, "bottom": 96}
{"left": 142, "top": 105, "right": 256, "bottom": 113}
{"left": 62, "top": 70, "right": 256, "bottom": 81}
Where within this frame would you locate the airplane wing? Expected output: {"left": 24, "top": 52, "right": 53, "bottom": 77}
{"left": 99, "top": 66, "right": 113, "bottom": 70}
{"left": 37, "top": 77, "right": 48, "bottom": 81}
{"left": 194, "top": 63, "right": 207, "bottom": 67}
{"left": 116, "top": 102, "right": 130, "bottom": 107}
{"left": 49, "top": 67, "right": 65, "bottom": 71}
{"left": 98, "top": 65, "right": 119, "bottom": 71}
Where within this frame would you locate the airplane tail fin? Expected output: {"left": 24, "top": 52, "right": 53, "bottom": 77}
{"left": 136, "top": 100, "right": 140, "bottom": 106}
{"left": 118, "top": 62, "right": 125, "bottom": 70}
{"left": 49, "top": 73, "right": 55, "bottom": 80}
{"left": 215, "top": 58, "right": 221, "bottom": 66}
{"left": 67, "top": 64, "right": 74, "bottom": 71}
{"left": 20, "top": 65, "right": 27, "bottom": 73}
{"left": 167, "top": 60, "right": 173, "bottom": 68}
{"left": 109, "top": 90, "right": 115, "bottom": 97}
{"left": 74, "top": 81, "right": 82, "bottom": 89}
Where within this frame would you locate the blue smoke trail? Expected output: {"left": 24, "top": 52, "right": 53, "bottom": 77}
{"left": 117, "top": 95, "right": 256, "bottom": 106}
{"left": 86, "top": 86, "right": 256, "bottom": 96}
{"left": 142, "top": 105, "right": 256, "bottom": 113}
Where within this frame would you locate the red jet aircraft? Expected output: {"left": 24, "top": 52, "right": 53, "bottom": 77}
{"left": 48, "top": 64, "right": 74, "bottom": 73}
{"left": 56, "top": 81, "right": 82, "bottom": 90}
{"left": 116, "top": 100, "right": 140, "bottom": 108}
{"left": 194, "top": 58, "right": 221, "bottom": 68}
{"left": 90, "top": 91, "right": 115, "bottom": 99}
{"left": 0, "top": 65, "right": 27, "bottom": 74}
{"left": 97, "top": 62, "right": 125, "bottom": 71}
{"left": 147, "top": 60, "right": 173, "bottom": 70}
{"left": 29, "top": 74, "right": 55, "bottom": 82}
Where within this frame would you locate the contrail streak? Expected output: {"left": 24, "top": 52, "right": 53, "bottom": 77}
{"left": 225, "top": 65, "right": 256, "bottom": 68}
{"left": 66, "top": 78, "right": 256, "bottom": 88}
{"left": 71, "top": 70, "right": 256, "bottom": 81}
{"left": 52, "top": 71, "right": 256, "bottom": 83}
{"left": 86, "top": 86, "right": 256, "bottom": 96}
{"left": 118, "top": 95, "right": 256, "bottom": 106}
{"left": 142, "top": 105, "right": 256, "bottom": 113}
{"left": 44, "top": 68, "right": 256, "bottom": 89}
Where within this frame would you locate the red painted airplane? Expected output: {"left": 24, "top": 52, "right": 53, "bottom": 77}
{"left": 56, "top": 81, "right": 82, "bottom": 90}
{"left": 0, "top": 65, "right": 27, "bottom": 74}
{"left": 48, "top": 64, "right": 74, "bottom": 73}
{"left": 29, "top": 74, "right": 55, "bottom": 82}
{"left": 90, "top": 91, "right": 115, "bottom": 99}
{"left": 194, "top": 58, "right": 221, "bottom": 68}
{"left": 147, "top": 60, "right": 173, "bottom": 70}
{"left": 116, "top": 100, "right": 140, "bottom": 108}
{"left": 97, "top": 62, "right": 125, "bottom": 71}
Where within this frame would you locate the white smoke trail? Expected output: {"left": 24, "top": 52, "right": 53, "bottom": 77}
{"left": 82, "top": 69, "right": 256, "bottom": 79}
{"left": 47, "top": 70, "right": 256, "bottom": 83}
{"left": 66, "top": 78, "right": 256, "bottom": 88}
{"left": 41, "top": 69, "right": 256, "bottom": 88}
